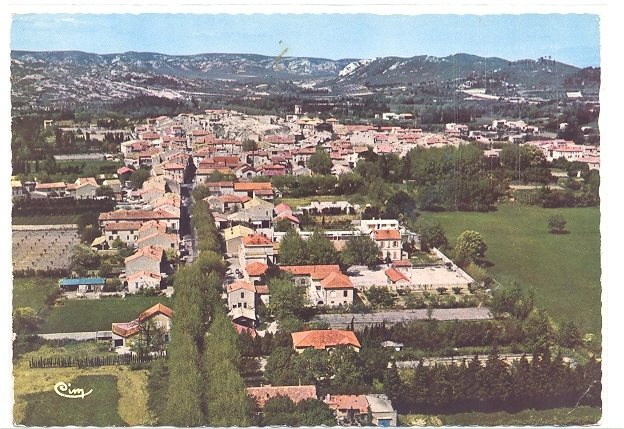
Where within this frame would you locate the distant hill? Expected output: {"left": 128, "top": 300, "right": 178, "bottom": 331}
{"left": 10, "top": 50, "right": 595, "bottom": 111}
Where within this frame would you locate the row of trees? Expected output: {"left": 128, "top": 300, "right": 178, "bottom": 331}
{"left": 383, "top": 349, "right": 601, "bottom": 414}
{"left": 157, "top": 198, "right": 256, "bottom": 426}
{"left": 279, "top": 228, "right": 382, "bottom": 267}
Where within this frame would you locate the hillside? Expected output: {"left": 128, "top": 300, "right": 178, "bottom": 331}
{"left": 11, "top": 50, "right": 596, "bottom": 112}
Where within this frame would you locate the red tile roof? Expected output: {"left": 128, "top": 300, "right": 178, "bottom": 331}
{"left": 291, "top": 329, "right": 361, "bottom": 350}
{"left": 320, "top": 271, "right": 354, "bottom": 289}
{"left": 280, "top": 265, "right": 341, "bottom": 280}
{"left": 274, "top": 203, "right": 292, "bottom": 213}
{"left": 245, "top": 262, "right": 269, "bottom": 277}
{"left": 391, "top": 259, "right": 412, "bottom": 268}
{"left": 247, "top": 385, "right": 317, "bottom": 409}
{"left": 242, "top": 234, "right": 273, "bottom": 246}
{"left": 226, "top": 281, "right": 256, "bottom": 293}
{"left": 374, "top": 229, "right": 401, "bottom": 240}
{"left": 326, "top": 395, "right": 369, "bottom": 414}
{"left": 124, "top": 245, "right": 164, "bottom": 263}
{"left": 385, "top": 268, "right": 410, "bottom": 283}
{"left": 254, "top": 285, "right": 269, "bottom": 294}
{"left": 234, "top": 182, "right": 273, "bottom": 191}
{"left": 112, "top": 303, "right": 173, "bottom": 337}
{"left": 99, "top": 209, "right": 178, "bottom": 222}
{"left": 139, "top": 303, "right": 173, "bottom": 320}
{"left": 104, "top": 221, "right": 142, "bottom": 231}
{"left": 234, "top": 323, "right": 257, "bottom": 338}
{"left": 126, "top": 270, "right": 161, "bottom": 282}
{"left": 139, "top": 220, "right": 167, "bottom": 233}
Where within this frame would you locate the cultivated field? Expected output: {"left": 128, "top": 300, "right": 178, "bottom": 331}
{"left": 12, "top": 225, "right": 81, "bottom": 272}
{"left": 423, "top": 204, "right": 601, "bottom": 336}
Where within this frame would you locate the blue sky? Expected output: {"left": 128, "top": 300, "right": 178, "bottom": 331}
{"left": 11, "top": 13, "right": 600, "bottom": 67}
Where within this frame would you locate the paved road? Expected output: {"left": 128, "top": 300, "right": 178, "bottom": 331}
{"left": 313, "top": 307, "right": 491, "bottom": 328}
{"left": 38, "top": 331, "right": 112, "bottom": 341}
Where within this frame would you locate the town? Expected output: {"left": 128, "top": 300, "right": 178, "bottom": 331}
{"left": 12, "top": 102, "right": 601, "bottom": 426}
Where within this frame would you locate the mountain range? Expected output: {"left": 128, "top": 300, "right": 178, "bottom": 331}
{"left": 10, "top": 50, "right": 596, "bottom": 111}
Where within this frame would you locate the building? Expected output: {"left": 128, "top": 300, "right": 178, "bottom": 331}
{"left": 247, "top": 385, "right": 317, "bottom": 410}
{"left": 373, "top": 229, "right": 403, "bottom": 261}
{"left": 126, "top": 271, "right": 162, "bottom": 293}
{"left": 365, "top": 395, "right": 398, "bottom": 426}
{"left": 238, "top": 233, "right": 275, "bottom": 268}
{"left": 111, "top": 303, "right": 173, "bottom": 348}
{"left": 291, "top": 329, "right": 361, "bottom": 353}
{"left": 227, "top": 281, "right": 258, "bottom": 327}
{"left": 124, "top": 245, "right": 165, "bottom": 278}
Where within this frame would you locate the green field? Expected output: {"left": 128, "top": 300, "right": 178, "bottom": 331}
{"left": 13, "top": 276, "right": 60, "bottom": 314}
{"left": 422, "top": 204, "right": 601, "bottom": 336}
{"left": 37, "top": 295, "right": 172, "bottom": 333}
{"left": 19, "top": 375, "right": 126, "bottom": 427}
{"left": 400, "top": 407, "right": 601, "bottom": 426}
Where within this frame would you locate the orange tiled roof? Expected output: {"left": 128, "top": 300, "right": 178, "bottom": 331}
{"left": 384, "top": 268, "right": 410, "bottom": 283}
{"left": 104, "top": 221, "right": 142, "bottom": 231}
{"left": 124, "top": 245, "right": 164, "bottom": 263}
{"left": 242, "top": 234, "right": 273, "bottom": 246}
{"left": 139, "top": 220, "right": 167, "bottom": 232}
{"left": 326, "top": 395, "right": 369, "bottom": 414}
{"left": 291, "top": 329, "right": 361, "bottom": 350}
{"left": 374, "top": 229, "right": 401, "bottom": 240}
{"left": 247, "top": 385, "right": 317, "bottom": 409}
{"left": 254, "top": 285, "right": 269, "bottom": 294}
{"left": 280, "top": 265, "right": 340, "bottom": 280}
{"left": 234, "top": 182, "right": 273, "bottom": 191}
{"left": 245, "top": 262, "right": 269, "bottom": 277}
{"left": 226, "top": 281, "right": 256, "bottom": 293}
{"left": 320, "top": 271, "right": 354, "bottom": 289}
{"left": 126, "top": 270, "right": 162, "bottom": 282}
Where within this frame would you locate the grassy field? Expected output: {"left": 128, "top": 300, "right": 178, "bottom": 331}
{"left": 274, "top": 194, "right": 356, "bottom": 208}
{"left": 13, "top": 276, "right": 60, "bottom": 314}
{"left": 37, "top": 295, "right": 173, "bottom": 333}
{"left": 421, "top": 204, "right": 601, "bottom": 336}
{"left": 12, "top": 215, "right": 82, "bottom": 225}
{"left": 400, "top": 407, "right": 601, "bottom": 426}
{"left": 13, "top": 343, "right": 149, "bottom": 426}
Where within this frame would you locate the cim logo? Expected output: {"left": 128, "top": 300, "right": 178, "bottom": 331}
{"left": 54, "top": 381, "right": 93, "bottom": 399}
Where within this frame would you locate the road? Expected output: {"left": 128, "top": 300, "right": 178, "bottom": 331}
{"left": 313, "top": 307, "right": 491, "bottom": 329}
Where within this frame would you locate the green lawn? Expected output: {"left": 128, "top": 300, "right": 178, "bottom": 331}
{"left": 422, "top": 204, "right": 601, "bottom": 336}
{"left": 13, "top": 276, "right": 61, "bottom": 315}
{"left": 401, "top": 406, "right": 601, "bottom": 426}
{"left": 19, "top": 375, "right": 126, "bottom": 426}
{"left": 38, "top": 296, "right": 173, "bottom": 333}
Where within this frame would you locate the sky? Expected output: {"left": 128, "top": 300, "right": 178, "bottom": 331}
{"left": 11, "top": 13, "right": 601, "bottom": 68}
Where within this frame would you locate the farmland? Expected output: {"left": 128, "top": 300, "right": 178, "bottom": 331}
{"left": 423, "top": 204, "right": 601, "bottom": 336}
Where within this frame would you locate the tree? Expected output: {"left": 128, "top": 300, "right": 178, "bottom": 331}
{"left": 307, "top": 147, "right": 333, "bottom": 175}
{"left": 95, "top": 185, "right": 115, "bottom": 198}
{"left": 13, "top": 307, "right": 41, "bottom": 334}
{"left": 278, "top": 228, "right": 309, "bottom": 266}
{"left": 455, "top": 230, "right": 487, "bottom": 262}
{"left": 274, "top": 217, "right": 293, "bottom": 232}
{"left": 70, "top": 243, "right": 101, "bottom": 275}
{"left": 131, "top": 319, "right": 167, "bottom": 358}
{"left": 385, "top": 190, "right": 416, "bottom": 219}
{"left": 268, "top": 277, "right": 307, "bottom": 320}
{"left": 130, "top": 168, "right": 151, "bottom": 188}
{"left": 548, "top": 212, "right": 567, "bottom": 233}
{"left": 416, "top": 219, "right": 448, "bottom": 251}
{"left": 242, "top": 139, "right": 259, "bottom": 152}
{"left": 340, "top": 235, "right": 380, "bottom": 267}
{"left": 364, "top": 286, "right": 396, "bottom": 309}
{"left": 306, "top": 228, "right": 340, "bottom": 265}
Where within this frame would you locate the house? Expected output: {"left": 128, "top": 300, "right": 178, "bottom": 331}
{"left": 71, "top": 177, "right": 99, "bottom": 199}
{"left": 233, "top": 182, "right": 274, "bottom": 200}
{"left": 247, "top": 385, "right": 317, "bottom": 410}
{"left": 324, "top": 395, "right": 370, "bottom": 424}
{"left": 273, "top": 211, "right": 300, "bottom": 230}
{"left": 238, "top": 233, "right": 275, "bottom": 268}
{"left": 244, "top": 261, "right": 269, "bottom": 284}
{"left": 138, "top": 220, "right": 168, "bottom": 238}
{"left": 104, "top": 221, "right": 142, "bottom": 246}
{"left": 59, "top": 277, "right": 106, "bottom": 293}
{"left": 33, "top": 182, "right": 67, "bottom": 198}
{"left": 224, "top": 225, "right": 255, "bottom": 255}
{"left": 280, "top": 265, "right": 353, "bottom": 306}
{"left": 365, "top": 395, "right": 398, "bottom": 426}
{"left": 234, "top": 323, "right": 257, "bottom": 338}
{"left": 227, "top": 281, "right": 258, "bottom": 327}
{"left": 111, "top": 303, "right": 173, "bottom": 348}
{"left": 103, "top": 179, "right": 122, "bottom": 199}
{"left": 135, "top": 231, "right": 179, "bottom": 251}
{"left": 384, "top": 268, "right": 410, "bottom": 285}
{"left": 125, "top": 245, "right": 165, "bottom": 277}
{"left": 291, "top": 329, "right": 361, "bottom": 353}
{"left": 373, "top": 229, "right": 403, "bottom": 261}
{"left": 126, "top": 270, "right": 162, "bottom": 293}
{"left": 319, "top": 271, "right": 355, "bottom": 307}
{"left": 99, "top": 210, "right": 179, "bottom": 233}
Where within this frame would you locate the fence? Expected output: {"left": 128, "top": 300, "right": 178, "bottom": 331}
{"left": 29, "top": 352, "right": 165, "bottom": 369}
